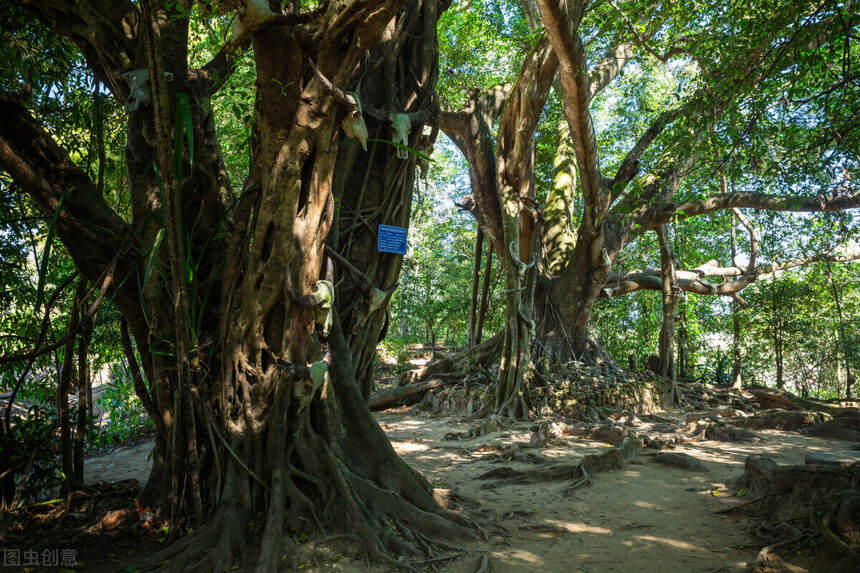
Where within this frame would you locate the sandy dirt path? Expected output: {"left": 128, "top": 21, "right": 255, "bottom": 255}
{"left": 85, "top": 410, "right": 845, "bottom": 572}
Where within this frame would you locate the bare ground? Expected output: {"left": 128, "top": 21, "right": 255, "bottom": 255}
{"left": 81, "top": 407, "right": 850, "bottom": 572}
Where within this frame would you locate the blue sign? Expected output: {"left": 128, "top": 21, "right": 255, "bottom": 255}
{"left": 377, "top": 224, "right": 408, "bottom": 254}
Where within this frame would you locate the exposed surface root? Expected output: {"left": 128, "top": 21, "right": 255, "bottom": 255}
{"left": 730, "top": 455, "right": 860, "bottom": 572}
{"left": 140, "top": 460, "right": 477, "bottom": 573}
{"left": 444, "top": 415, "right": 507, "bottom": 441}
{"left": 477, "top": 437, "right": 643, "bottom": 495}
{"left": 400, "top": 333, "right": 503, "bottom": 386}
{"left": 474, "top": 554, "right": 492, "bottom": 573}
{"left": 727, "top": 409, "right": 829, "bottom": 431}
{"left": 534, "top": 417, "right": 762, "bottom": 452}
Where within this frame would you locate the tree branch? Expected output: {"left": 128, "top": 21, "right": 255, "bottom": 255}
{"left": 0, "top": 96, "right": 139, "bottom": 314}
{"left": 633, "top": 190, "right": 860, "bottom": 230}
{"left": 604, "top": 249, "right": 860, "bottom": 298}
{"left": 437, "top": 84, "right": 512, "bottom": 258}
{"left": 537, "top": 0, "right": 603, "bottom": 202}
{"left": 588, "top": 40, "right": 636, "bottom": 100}
{"left": 611, "top": 108, "right": 681, "bottom": 198}
{"left": 21, "top": 0, "right": 138, "bottom": 98}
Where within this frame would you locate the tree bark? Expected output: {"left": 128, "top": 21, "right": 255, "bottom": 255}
{"left": 3, "top": 3, "right": 477, "bottom": 571}
{"left": 542, "top": 118, "right": 577, "bottom": 277}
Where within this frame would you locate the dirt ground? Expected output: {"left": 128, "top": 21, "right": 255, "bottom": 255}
{"left": 82, "top": 407, "right": 849, "bottom": 573}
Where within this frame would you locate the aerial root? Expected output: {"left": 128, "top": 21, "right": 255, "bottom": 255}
{"left": 136, "top": 420, "right": 480, "bottom": 572}
{"left": 136, "top": 503, "right": 249, "bottom": 573}
{"left": 474, "top": 554, "right": 492, "bottom": 573}
{"left": 731, "top": 457, "right": 860, "bottom": 571}
{"left": 749, "top": 525, "right": 821, "bottom": 573}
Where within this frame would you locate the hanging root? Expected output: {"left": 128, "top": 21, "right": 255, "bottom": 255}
{"left": 144, "top": 503, "right": 249, "bottom": 573}
{"left": 137, "top": 424, "right": 480, "bottom": 573}
{"left": 444, "top": 415, "right": 508, "bottom": 441}
{"left": 253, "top": 428, "right": 478, "bottom": 573}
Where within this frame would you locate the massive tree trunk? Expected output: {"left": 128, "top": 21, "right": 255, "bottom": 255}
{"left": 442, "top": 1, "right": 857, "bottom": 417}
{"left": 533, "top": 0, "right": 858, "bottom": 369}
{"left": 1, "top": 1, "right": 475, "bottom": 570}
{"left": 491, "top": 35, "right": 557, "bottom": 418}
{"left": 327, "top": 3, "right": 441, "bottom": 397}
{"left": 440, "top": 31, "right": 557, "bottom": 417}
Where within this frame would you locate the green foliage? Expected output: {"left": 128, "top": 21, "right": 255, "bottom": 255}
{"left": 92, "top": 363, "right": 153, "bottom": 448}
{"left": 388, "top": 139, "right": 506, "bottom": 347}
{"left": 437, "top": 0, "right": 533, "bottom": 109}
{"left": 1, "top": 405, "right": 60, "bottom": 504}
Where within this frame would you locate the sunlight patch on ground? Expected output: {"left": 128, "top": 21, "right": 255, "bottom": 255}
{"left": 390, "top": 441, "right": 428, "bottom": 453}
{"left": 490, "top": 548, "right": 544, "bottom": 566}
{"left": 542, "top": 518, "right": 613, "bottom": 535}
{"left": 379, "top": 419, "right": 429, "bottom": 430}
{"left": 634, "top": 534, "right": 711, "bottom": 552}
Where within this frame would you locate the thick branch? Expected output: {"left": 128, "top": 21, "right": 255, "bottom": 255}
{"left": 633, "top": 191, "right": 860, "bottom": 230}
{"left": 438, "top": 84, "right": 512, "bottom": 257}
{"left": 611, "top": 108, "right": 681, "bottom": 197}
{"left": 588, "top": 40, "right": 636, "bottom": 100}
{"left": 537, "top": 0, "right": 602, "bottom": 202}
{"left": 21, "top": 0, "right": 138, "bottom": 98}
{"left": 604, "top": 249, "right": 860, "bottom": 298}
{"left": 0, "top": 97, "right": 136, "bottom": 292}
